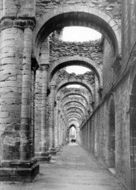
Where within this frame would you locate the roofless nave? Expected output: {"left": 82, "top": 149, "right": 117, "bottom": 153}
{"left": 0, "top": 0, "right": 135, "bottom": 190}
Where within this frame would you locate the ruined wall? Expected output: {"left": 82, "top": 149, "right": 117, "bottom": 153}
{"left": 35, "top": 68, "right": 42, "bottom": 153}
{"left": 49, "top": 37, "right": 103, "bottom": 66}
{"left": 81, "top": 73, "right": 131, "bottom": 189}
{"left": 36, "top": 0, "right": 121, "bottom": 24}
{"left": 103, "top": 39, "right": 115, "bottom": 94}
{"left": 0, "top": 0, "right": 35, "bottom": 19}
{"left": 121, "top": 0, "right": 136, "bottom": 71}
{"left": 114, "top": 75, "right": 130, "bottom": 188}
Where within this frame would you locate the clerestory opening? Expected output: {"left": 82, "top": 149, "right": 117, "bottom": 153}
{"left": 65, "top": 65, "right": 90, "bottom": 75}
{"left": 59, "top": 26, "right": 102, "bottom": 42}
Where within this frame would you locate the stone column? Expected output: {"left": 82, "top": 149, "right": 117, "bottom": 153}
{"left": 94, "top": 76, "right": 99, "bottom": 106}
{"left": 20, "top": 24, "right": 39, "bottom": 178}
{"left": 54, "top": 97, "right": 61, "bottom": 151}
{"left": 54, "top": 105, "right": 58, "bottom": 148}
{"left": 0, "top": 18, "right": 39, "bottom": 182}
{"left": 20, "top": 27, "right": 33, "bottom": 160}
{"left": 57, "top": 110, "right": 61, "bottom": 148}
{"left": 48, "top": 82, "right": 56, "bottom": 154}
{"left": 39, "top": 64, "right": 51, "bottom": 161}
{"left": 31, "top": 58, "right": 38, "bottom": 158}
{"left": 58, "top": 111, "right": 61, "bottom": 147}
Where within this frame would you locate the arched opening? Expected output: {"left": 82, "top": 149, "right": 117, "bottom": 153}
{"left": 108, "top": 99, "right": 115, "bottom": 169}
{"left": 49, "top": 56, "right": 102, "bottom": 88}
{"left": 68, "top": 125, "right": 77, "bottom": 143}
{"left": 62, "top": 93, "right": 90, "bottom": 107}
{"left": 130, "top": 75, "right": 136, "bottom": 190}
{"left": 65, "top": 65, "right": 90, "bottom": 75}
{"left": 35, "top": 6, "right": 120, "bottom": 56}
{"left": 57, "top": 81, "right": 93, "bottom": 97}
{"left": 60, "top": 26, "right": 102, "bottom": 42}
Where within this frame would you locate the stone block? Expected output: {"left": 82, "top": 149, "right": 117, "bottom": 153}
{"left": 0, "top": 159, "right": 39, "bottom": 182}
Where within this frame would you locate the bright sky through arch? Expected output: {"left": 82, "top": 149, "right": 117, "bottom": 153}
{"left": 66, "top": 65, "right": 90, "bottom": 75}
{"left": 66, "top": 84, "right": 84, "bottom": 89}
{"left": 61, "top": 26, "right": 102, "bottom": 42}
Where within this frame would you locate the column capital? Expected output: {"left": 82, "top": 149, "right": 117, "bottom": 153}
{"left": 40, "top": 64, "right": 49, "bottom": 71}
{"left": 0, "top": 17, "right": 36, "bottom": 31}
{"left": 49, "top": 82, "right": 56, "bottom": 89}
{"left": 57, "top": 96, "right": 61, "bottom": 101}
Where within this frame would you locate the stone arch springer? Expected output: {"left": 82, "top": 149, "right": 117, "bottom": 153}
{"left": 34, "top": 5, "right": 121, "bottom": 56}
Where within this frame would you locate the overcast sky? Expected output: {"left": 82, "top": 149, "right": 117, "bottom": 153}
{"left": 61, "top": 26, "right": 101, "bottom": 42}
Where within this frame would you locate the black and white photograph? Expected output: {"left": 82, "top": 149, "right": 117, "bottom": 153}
{"left": 0, "top": 0, "right": 133, "bottom": 189}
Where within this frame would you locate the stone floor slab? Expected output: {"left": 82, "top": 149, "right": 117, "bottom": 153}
{"left": 0, "top": 143, "right": 127, "bottom": 190}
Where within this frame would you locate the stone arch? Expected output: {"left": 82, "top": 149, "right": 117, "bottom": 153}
{"left": 65, "top": 107, "right": 86, "bottom": 118}
{"left": 67, "top": 110, "right": 83, "bottom": 117}
{"left": 67, "top": 113, "right": 82, "bottom": 121}
{"left": 64, "top": 104, "right": 87, "bottom": 118}
{"left": 108, "top": 97, "right": 115, "bottom": 168}
{"left": 68, "top": 124, "right": 77, "bottom": 134}
{"left": 69, "top": 119, "right": 80, "bottom": 125}
{"left": 69, "top": 120, "right": 79, "bottom": 125}
{"left": 63, "top": 97, "right": 88, "bottom": 107}
{"left": 56, "top": 80, "right": 94, "bottom": 99}
{"left": 35, "top": 5, "right": 121, "bottom": 56}
{"left": 61, "top": 92, "right": 90, "bottom": 106}
{"left": 67, "top": 124, "right": 77, "bottom": 143}
{"left": 66, "top": 107, "right": 85, "bottom": 116}
{"left": 63, "top": 100, "right": 87, "bottom": 112}
{"left": 49, "top": 56, "right": 102, "bottom": 88}
{"left": 68, "top": 117, "right": 81, "bottom": 122}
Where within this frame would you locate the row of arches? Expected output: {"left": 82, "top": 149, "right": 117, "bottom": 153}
{"left": 33, "top": 3, "right": 120, "bottom": 155}
{"left": 33, "top": 1, "right": 120, "bottom": 161}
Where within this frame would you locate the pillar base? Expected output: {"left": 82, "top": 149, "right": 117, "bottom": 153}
{"left": 55, "top": 146, "right": 62, "bottom": 153}
{"left": 50, "top": 148, "right": 58, "bottom": 155}
{"left": 36, "top": 152, "right": 51, "bottom": 162}
{"left": 0, "top": 159, "right": 39, "bottom": 182}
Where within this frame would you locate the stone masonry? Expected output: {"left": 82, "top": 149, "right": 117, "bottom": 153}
{"left": 0, "top": 1, "right": 136, "bottom": 190}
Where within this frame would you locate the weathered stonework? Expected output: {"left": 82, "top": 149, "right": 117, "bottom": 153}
{"left": 49, "top": 36, "right": 103, "bottom": 66}
{"left": 1, "top": 1, "right": 136, "bottom": 190}
{"left": 36, "top": 0, "right": 121, "bottom": 23}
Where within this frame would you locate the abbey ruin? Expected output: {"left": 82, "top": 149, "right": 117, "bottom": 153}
{"left": 0, "top": 0, "right": 135, "bottom": 190}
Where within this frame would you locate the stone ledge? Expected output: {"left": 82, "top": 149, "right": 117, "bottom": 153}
{"left": 0, "top": 17, "right": 36, "bottom": 31}
{"left": 36, "top": 152, "right": 51, "bottom": 162}
{"left": 0, "top": 160, "right": 39, "bottom": 182}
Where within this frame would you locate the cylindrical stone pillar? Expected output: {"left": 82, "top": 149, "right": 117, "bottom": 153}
{"left": 94, "top": 76, "right": 99, "bottom": 106}
{"left": 39, "top": 64, "right": 51, "bottom": 161}
{"left": 20, "top": 25, "right": 39, "bottom": 177}
{"left": 57, "top": 110, "right": 61, "bottom": 147}
{"left": 0, "top": 18, "right": 39, "bottom": 182}
{"left": 20, "top": 27, "right": 34, "bottom": 160}
{"left": 54, "top": 97, "right": 61, "bottom": 150}
{"left": 48, "top": 82, "right": 56, "bottom": 153}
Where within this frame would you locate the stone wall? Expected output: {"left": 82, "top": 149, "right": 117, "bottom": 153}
{"left": 0, "top": 0, "right": 35, "bottom": 19}
{"left": 49, "top": 36, "right": 103, "bottom": 66}
{"left": 103, "top": 39, "right": 115, "bottom": 94}
{"left": 81, "top": 72, "right": 131, "bottom": 189}
{"left": 121, "top": 0, "right": 136, "bottom": 74}
{"left": 36, "top": 0, "right": 121, "bottom": 24}
{"left": 35, "top": 68, "right": 42, "bottom": 153}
